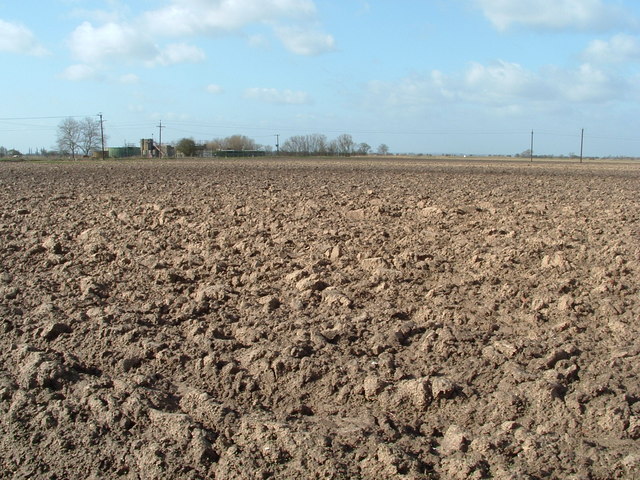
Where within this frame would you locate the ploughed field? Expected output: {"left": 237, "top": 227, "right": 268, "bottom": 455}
{"left": 0, "top": 158, "right": 638, "bottom": 479}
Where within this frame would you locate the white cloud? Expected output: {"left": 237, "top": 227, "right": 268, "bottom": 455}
{"left": 144, "top": 0, "right": 333, "bottom": 55}
{"left": 128, "top": 104, "right": 145, "bottom": 113}
{"left": 364, "top": 59, "right": 628, "bottom": 116}
{"left": 365, "top": 71, "right": 454, "bottom": 113}
{"left": 551, "top": 63, "right": 622, "bottom": 102}
{"left": 473, "top": 0, "right": 637, "bottom": 31}
{"left": 150, "top": 43, "right": 206, "bottom": 66}
{"left": 276, "top": 26, "right": 335, "bottom": 55}
{"left": 119, "top": 73, "right": 140, "bottom": 84}
{"left": 69, "top": 21, "right": 158, "bottom": 64}
{"left": 63, "top": 0, "right": 332, "bottom": 78}
{"left": 68, "top": 22, "right": 205, "bottom": 70}
{"left": 463, "top": 60, "right": 552, "bottom": 103}
{"left": 148, "top": 111, "right": 191, "bottom": 122}
{"left": 247, "top": 34, "right": 270, "bottom": 49}
{"left": 58, "top": 64, "right": 101, "bottom": 81}
{"left": 0, "top": 19, "right": 48, "bottom": 56}
{"left": 206, "top": 84, "right": 224, "bottom": 94}
{"left": 245, "top": 87, "right": 312, "bottom": 104}
{"left": 358, "top": 1, "right": 372, "bottom": 15}
{"left": 69, "top": 6, "right": 127, "bottom": 24}
{"left": 146, "top": 0, "right": 318, "bottom": 36}
{"left": 583, "top": 34, "right": 640, "bottom": 63}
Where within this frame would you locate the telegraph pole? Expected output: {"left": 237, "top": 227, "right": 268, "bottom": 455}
{"left": 157, "top": 120, "right": 165, "bottom": 158}
{"left": 275, "top": 134, "right": 279, "bottom": 154}
{"left": 530, "top": 130, "right": 534, "bottom": 163}
{"left": 98, "top": 113, "right": 105, "bottom": 159}
{"left": 579, "top": 128, "right": 584, "bottom": 163}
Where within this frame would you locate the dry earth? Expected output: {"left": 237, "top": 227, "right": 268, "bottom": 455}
{"left": 0, "top": 157, "right": 638, "bottom": 479}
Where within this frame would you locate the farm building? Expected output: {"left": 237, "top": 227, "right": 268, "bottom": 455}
{"left": 109, "top": 146, "right": 141, "bottom": 158}
{"left": 140, "top": 139, "right": 174, "bottom": 158}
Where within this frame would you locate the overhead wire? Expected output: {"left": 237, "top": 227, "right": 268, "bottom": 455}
{"left": 0, "top": 114, "right": 638, "bottom": 152}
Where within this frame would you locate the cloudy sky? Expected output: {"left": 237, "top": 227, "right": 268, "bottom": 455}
{"left": 1, "top": 0, "right": 640, "bottom": 156}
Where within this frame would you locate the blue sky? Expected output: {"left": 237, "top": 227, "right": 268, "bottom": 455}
{"left": 1, "top": 0, "right": 640, "bottom": 156}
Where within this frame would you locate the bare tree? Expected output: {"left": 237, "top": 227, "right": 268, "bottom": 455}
{"left": 357, "top": 142, "right": 371, "bottom": 155}
{"left": 79, "top": 117, "right": 102, "bottom": 156}
{"left": 377, "top": 143, "right": 390, "bottom": 155}
{"left": 224, "top": 135, "right": 257, "bottom": 151}
{"left": 57, "top": 118, "right": 82, "bottom": 159}
{"left": 57, "top": 117, "right": 105, "bottom": 159}
{"left": 335, "top": 134, "right": 355, "bottom": 156}
{"left": 308, "top": 134, "right": 328, "bottom": 154}
{"left": 207, "top": 139, "right": 224, "bottom": 151}
{"left": 281, "top": 133, "right": 367, "bottom": 156}
{"left": 281, "top": 135, "right": 309, "bottom": 154}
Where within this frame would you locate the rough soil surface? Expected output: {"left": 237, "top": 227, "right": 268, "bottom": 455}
{"left": 0, "top": 158, "right": 638, "bottom": 479}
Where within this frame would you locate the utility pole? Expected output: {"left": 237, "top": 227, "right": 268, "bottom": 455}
{"left": 530, "top": 130, "right": 534, "bottom": 163}
{"left": 275, "top": 134, "right": 279, "bottom": 154}
{"left": 157, "top": 120, "right": 165, "bottom": 158}
{"left": 579, "top": 128, "right": 584, "bottom": 164}
{"left": 98, "top": 113, "right": 105, "bottom": 159}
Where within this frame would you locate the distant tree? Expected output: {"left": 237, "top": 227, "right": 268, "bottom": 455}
{"left": 517, "top": 149, "right": 531, "bottom": 158}
{"left": 176, "top": 137, "right": 197, "bottom": 157}
{"left": 224, "top": 134, "right": 257, "bottom": 151}
{"left": 281, "top": 134, "right": 326, "bottom": 155}
{"left": 57, "top": 117, "right": 104, "bottom": 159}
{"left": 205, "top": 135, "right": 260, "bottom": 154}
{"left": 7, "top": 149, "right": 22, "bottom": 157}
{"left": 357, "top": 142, "right": 371, "bottom": 155}
{"left": 326, "top": 139, "right": 338, "bottom": 156}
{"left": 57, "top": 117, "right": 82, "bottom": 159}
{"left": 0, "top": 146, "right": 7, "bottom": 157}
{"left": 377, "top": 143, "right": 390, "bottom": 155}
{"left": 307, "top": 134, "right": 328, "bottom": 155}
{"left": 335, "top": 134, "right": 355, "bottom": 156}
{"left": 281, "top": 135, "right": 307, "bottom": 154}
{"left": 207, "top": 139, "right": 224, "bottom": 151}
{"left": 78, "top": 117, "right": 102, "bottom": 156}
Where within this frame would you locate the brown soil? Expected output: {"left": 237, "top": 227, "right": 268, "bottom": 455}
{"left": 0, "top": 158, "right": 638, "bottom": 479}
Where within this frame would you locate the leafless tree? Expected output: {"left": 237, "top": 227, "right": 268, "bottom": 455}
{"left": 207, "top": 135, "right": 257, "bottom": 151}
{"left": 281, "top": 134, "right": 330, "bottom": 155}
{"left": 78, "top": 117, "right": 102, "bottom": 156}
{"left": 377, "top": 143, "right": 390, "bottom": 155}
{"left": 281, "top": 133, "right": 382, "bottom": 156}
{"left": 57, "top": 117, "right": 105, "bottom": 159}
{"left": 57, "top": 117, "right": 82, "bottom": 159}
{"left": 281, "top": 135, "right": 309, "bottom": 154}
{"left": 224, "top": 135, "right": 257, "bottom": 151}
{"left": 308, "top": 134, "right": 328, "bottom": 154}
{"left": 357, "top": 142, "right": 371, "bottom": 155}
{"left": 335, "top": 133, "right": 355, "bottom": 156}
{"left": 206, "top": 139, "right": 223, "bottom": 151}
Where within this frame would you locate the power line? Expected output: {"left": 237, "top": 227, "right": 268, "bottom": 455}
{"left": 0, "top": 115, "right": 93, "bottom": 121}
{"left": 3, "top": 114, "right": 637, "bottom": 143}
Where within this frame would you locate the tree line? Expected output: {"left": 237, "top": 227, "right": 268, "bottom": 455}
{"left": 51, "top": 116, "right": 391, "bottom": 158}
{"left": 280, "top": 133, "right": 389, "bottom": 156}
{"left": 175, "top": 135, "right": 260, "bottom": 157}
{"left": 176, "top": 133, "right": 390, "bottom": 157}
